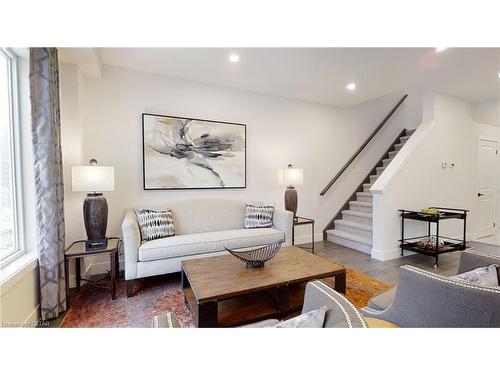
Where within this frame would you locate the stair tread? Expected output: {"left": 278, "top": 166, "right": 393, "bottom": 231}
{"left": 350, "top": 201, "right": 373, "bottom": 207}
{"left": 342, "top": 209, "right": 372, "bottom": 218}
{"left": 356, "top": 192, "right": 372, "bottom": 197}
{"left": 334, "top": 219, "right": 372, "bottom": 231}
{"left": 326, "top": 229, "right": 372, "bottom": 246}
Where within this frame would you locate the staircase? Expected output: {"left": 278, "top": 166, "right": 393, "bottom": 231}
{"left": 325, "top": 128, "right": 415, "bottom": 253}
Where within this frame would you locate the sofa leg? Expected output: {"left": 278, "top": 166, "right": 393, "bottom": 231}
{"left": 127, "top": 280, "right": 134, "bottom": 298}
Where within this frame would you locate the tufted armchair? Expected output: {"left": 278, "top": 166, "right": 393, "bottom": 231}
{"left": 242, "top": 280, "right": 368, "bottom": 328}
{"left": 361, "top": 249, "right": 500, "bottom": 327}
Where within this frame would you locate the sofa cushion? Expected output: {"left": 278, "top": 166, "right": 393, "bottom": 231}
{"left": 243, "top": 204, "right": 274, "bottom": 229}
{"left": 239, "top": 319, "right": 280, "bottom": 328}
{"left": 273, "top": 306, "right": 327, "bottom": 328}
{"left": 450, "top": 264, "right": 499, "bottom": 287}
{"left": 138, "top": 228, "right": 285, "bottom": 262}
{"left": 135, "top": 208, "right": 175, "bottom": 242}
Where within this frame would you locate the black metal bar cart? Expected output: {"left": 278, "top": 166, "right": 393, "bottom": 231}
{"left": 399, "top": 207, "right": 469, "bottom": 268}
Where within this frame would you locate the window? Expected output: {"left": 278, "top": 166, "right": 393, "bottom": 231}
{"left": 0, "top": 48, "right": 23, "bottom": 267}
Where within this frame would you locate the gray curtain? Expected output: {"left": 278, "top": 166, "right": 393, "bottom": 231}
{"left": 30, "top": 48, "right": 66, "bottom": 320}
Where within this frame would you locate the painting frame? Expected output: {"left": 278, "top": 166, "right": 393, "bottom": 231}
{"left": 141, "top": 113, "right": 247, "bottom": 190}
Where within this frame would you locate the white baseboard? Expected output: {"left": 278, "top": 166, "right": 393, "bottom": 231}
{"left": 84, "top": 260, "right": 124, "bottom": 277}
{"left": 294, "top": 232, "right": 323, "bottom": 245}
{"left": 68, "top": 260, "right": 124, "bottom": 288}
{"left": 371, "top": 247, "right": 403, "bottom": 261}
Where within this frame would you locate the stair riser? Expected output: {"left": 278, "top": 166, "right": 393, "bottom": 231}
{"left": 327, "top": 234, "right": 372, "bottom": 254}
{"left": 334, "top": 223, "right": 372, "bottom": 239}
{"left": 356, "top": 195, "right": 373, "bottom": 203}
{"left": 382, "top": 159, "right": 392, "bottom": 167}
{"left": 369, "top": 176, "right": 378, "bottom": 183}
{"left": 394, "top": 143, "right": 404, "bottom": 150}
{"left": 363, "top": 186, "right": 371, "bottom": 193}
{"left": 349, "top": 204, "right": 372, "bottom": 213}
{"left": 389, "top": 151, "right": 398, "bottom": 158}
{"left": 342, "top": 212, "right": 372, "bottom": 225}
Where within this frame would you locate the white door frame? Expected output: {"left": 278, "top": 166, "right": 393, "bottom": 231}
{"left": 476, "top": 136, "right": 499, "bottom": 239}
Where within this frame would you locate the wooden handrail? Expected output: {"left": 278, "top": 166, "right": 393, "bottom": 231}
{"left": 320, "top": 94, "right": 408, "bottom": 196}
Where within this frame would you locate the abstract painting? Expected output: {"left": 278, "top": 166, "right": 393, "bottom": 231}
{"left": 142, "top": 113, "right": 246, "bottom": 190}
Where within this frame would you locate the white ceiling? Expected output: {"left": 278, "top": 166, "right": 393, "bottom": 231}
{"left": 62, "top": 48, "right": 500, "bottom": 107}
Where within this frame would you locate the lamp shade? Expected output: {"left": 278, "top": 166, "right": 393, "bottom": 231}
{"left": 71, "top": 166, "right": 115, "bottom": 192}
{"left": 278, "top": 167, "right": 303, "bottom": 186}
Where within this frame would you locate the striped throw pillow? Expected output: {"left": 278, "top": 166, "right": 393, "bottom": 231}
{"left": 243, "top": 204, "right": 274, "bottom": 229}
{"left": 135, "top": 208, "right": 175, "bottom": 242}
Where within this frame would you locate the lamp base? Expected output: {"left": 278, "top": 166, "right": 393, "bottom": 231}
{"left": 284, "top": 186, "right": 298, "bottom": 219}
{"left": 85, "top": 238, "right": 108, "bottom": 252}
{"left": 83, "top": 193, "right": 108, "bottom": 244}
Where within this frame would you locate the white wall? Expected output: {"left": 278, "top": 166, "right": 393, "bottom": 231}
{"left": 0, "top": 259, "right": 38, "bottom": 325}
{"left": 474, "top": 99, "right": 500, "bottom": 127}
{"left": 59, "top": 63, "right": 88, "bottom": 281}
{"left": 371, "top": 94, "right": 497, "bottom": 261}
{"left": 59, "top": 64, "right": 421, "bottom": 273}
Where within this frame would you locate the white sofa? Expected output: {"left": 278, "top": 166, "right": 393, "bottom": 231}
{"left": 121, "top": 199, "right": 293, "bottom": 297}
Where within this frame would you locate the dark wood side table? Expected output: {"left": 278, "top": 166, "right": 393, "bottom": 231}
{"left": 292, "top": 216, "right": 315, "bottom": 253}
{"left": 64, "top": 237, "right": 121, "bottom": 301}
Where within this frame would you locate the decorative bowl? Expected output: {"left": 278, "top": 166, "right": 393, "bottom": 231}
{"left": 225, "top": 240, "right": 284, "bottom": 268}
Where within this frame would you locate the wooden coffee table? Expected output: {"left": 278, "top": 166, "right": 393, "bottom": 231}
{"left": 181, "top": 246, "right": 346, "bottom": 327}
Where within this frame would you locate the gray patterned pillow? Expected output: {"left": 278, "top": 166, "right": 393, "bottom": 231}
{"left": 135, "top": 208, "right": 175, "bottom": 242}
{"left": 243, "top": 204, "right": 274, "bottom": 229}
{"left": 273, "top": 306, "right": 327, "bottom": 328}
{"left": 450, "top": 264, "right": 499, "bottom": 287}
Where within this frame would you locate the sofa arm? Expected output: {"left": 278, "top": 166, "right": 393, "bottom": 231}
{"left": 273, "top": 209, "right": 293, "bottom": 245}
{"left": 121, "top": 209, "right": 141, "bottom": 280}
{"left": 361, "top": 265, "right": 500, "bottom": 327}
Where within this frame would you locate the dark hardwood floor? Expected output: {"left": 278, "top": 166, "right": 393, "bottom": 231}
{"left": 308, "top": 240, "right": 462, "bottom": 285}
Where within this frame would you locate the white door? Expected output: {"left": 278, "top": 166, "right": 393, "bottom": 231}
{"left": 476, "top": 138, "right": 498, "bottom": 238}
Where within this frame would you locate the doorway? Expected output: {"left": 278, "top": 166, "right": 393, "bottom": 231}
{"left": 476, "top": 137, "right": 499, "bottom": 239}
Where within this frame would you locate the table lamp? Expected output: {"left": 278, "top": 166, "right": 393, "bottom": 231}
{"left": 71, "top": 159, "right": 115, "bottom": 250}
{"left": 278, "top": 164, "right": 303, "bottom": 221}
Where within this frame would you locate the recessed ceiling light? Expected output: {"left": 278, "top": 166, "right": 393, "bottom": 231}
{"left": 346, "top": 83, "right": 356, "bottom": 91}
{"left": 497, "top": 72, "right": 500, "bottom": 79}
{"left": 229, "top": 54, "right": 240, "bottom": 63}
{"left": 435, "top": 47, "right": 447, "bottom": 52}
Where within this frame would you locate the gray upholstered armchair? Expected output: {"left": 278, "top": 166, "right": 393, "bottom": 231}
{"left": 242, "top": 280, "right": 368, "bottom": 328}
{"left": 362, "top": 249, "right": 500, "bottom": 327}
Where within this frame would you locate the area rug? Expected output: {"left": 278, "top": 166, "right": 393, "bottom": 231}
{"left": 59, "top": 269, "right": 392, "bottom": 328}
